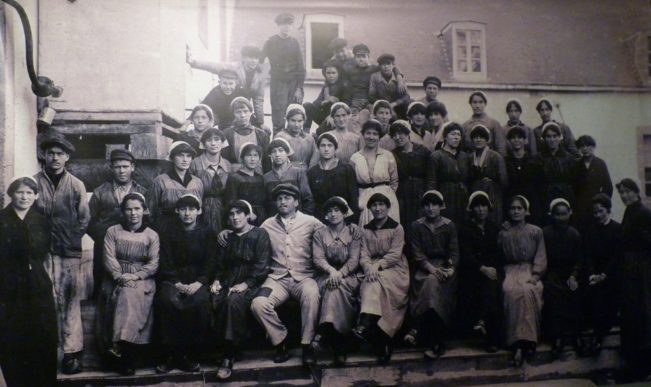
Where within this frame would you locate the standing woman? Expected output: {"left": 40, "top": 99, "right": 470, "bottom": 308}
{"left": 307, "top": 133, "right": 359, "bottom": 222}
{"left": 275, "top": 104, "right": 318, "bottom": 170}
{"left": 467, "top": 124, "right": 508, "bottom": 225}
{"left": 373, "top": 100, "right": 396, "bottom": 151}
{"left": 462, "top": 91, "right": 506, "bottom": 157}
{"left": 426, "top": 101, "right": 448, "bottom": 151}
{"left": 0, "top": 177, "right": 57, "bottom": 387}
{"left": 350, "top": 119, "right": 400, "bottom": 226}
{"left": 149, "top": 141, "right": 204, "bottom": 229}
{"left": 407, "top": 101, "right": 436, "bottom": 152}
{"left": 223, "top": 143, "right": 267, "bottom": 223}
{"left": 211, "top": 200, "right": 271, "bottom": 380}
{"left": 503, "top": 99, "right": 536, "bottom": 156}
{"left": 353, "top": 193, "right": 409, "bottom": 363}
{"left": 405, "top": 191, "right": 459, "bottom": 359}
{"left": 221, "top": 97, "right": 271, "bottom": 173}
{"left": 311, "top": 197, "right": 362, "bottom": 366}
{"left": 430, "top": 122, "right": 470, "bottom": 226}
{"left": 390, "top": 120, "right": 435, "bottom": 227}
{"left": 532, "top": 98, "right": 579, "bottom": 157}
{"left": 190, "top": 128, "right": 231, "bottom": 235}
{"left": 97, "top": 193, "right": 160, "bottom": 375}
{"left": 499, "top": 195, "right": 546, "bottom": 367}
{"left": 616, "top": 178, "right": 651, "bottom": 381}
{"left": 321, "top": 102, "right": 364, "bottom": 162}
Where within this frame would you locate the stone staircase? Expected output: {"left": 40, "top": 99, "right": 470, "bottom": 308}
{"left": 60, "top": 301, "right": 622, "bottom": 386}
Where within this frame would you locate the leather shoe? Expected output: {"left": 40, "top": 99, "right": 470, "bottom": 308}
{"left": 377, "top": 343, "right": 393, "bottom": 364}
{"left": 217, "top": 357, "right": 234, "bottom": 380}
{"left": 62, "top": 356, "right": 83, "bottom": 375}
{"left": 273, "top": 342, "right": 291, "bottom": 363}
{"left": 155, "top": 356, "right": 174, "bottom": 374}
{"left": 352, "top": 325, "right": 367, "bottom": 342}
{"left": 302, "top": 345, "right": 316, "bottom": 366}
{"left": 177, "top": 355, "right": 200, "bottom": 372}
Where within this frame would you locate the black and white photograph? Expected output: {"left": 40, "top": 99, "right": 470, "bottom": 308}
{"left": 0, "top": 0, "right": 650, "bottom": 386}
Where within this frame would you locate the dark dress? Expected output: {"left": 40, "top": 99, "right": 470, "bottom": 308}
{"left": 307, "top": 159, "right": 359, "bottom": 222}
{"left": 467, "top": 149, "right": 508, "bottom": 225}
{"left": 210, "top": 227, "right": 271, "bottom": 346}
{"left": 619, "top": 201, "right": 651, "bottom": 359}
{"left": 542, "top": 224, "right": 583, "bottom": 339}
{"left": 572, "top": 156, "right": 613, "bottom": 232}
{"left": 536, "top": 148, "right": 576, "bottom": 222}
{"left": 392, "top": 143, "right": 435, "bottom": 227}
{"left": 156, "top": 221, "right": 214, "bottom": 352}
{"left": 0, "top": 207, "right": 57, "bottom": 387}
{"left": 223, "top": 170, "right": 268, "bottom": 224}
{"left": 583, "top": 219, "right": 621, "bottom": 337}
{"left": 459, "top": 219, "right": 503, "bottom": 344}
{"left": 431, "top": 148, "right": 470, "bottom": 226}
{"left": 504, "top": 152, "right": 545, "bottom": 226}
{"left": 408, "top": 217, "right": 459, "bottom": 326}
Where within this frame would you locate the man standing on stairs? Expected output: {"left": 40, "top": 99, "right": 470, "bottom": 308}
{"left": 34, "top": 136, "right": 91, "bottom": 375}
{"left": 88, "top": 149, "right": 147, "bottom": 299}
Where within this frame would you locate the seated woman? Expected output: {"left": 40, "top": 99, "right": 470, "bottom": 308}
{"left": 404, "top": 190, "right": 459, "bottom": 359}
{"left": 352, "top": 193, "right": 409, "bottom": 364}
{"left": 211, "top": 199, "right": 271, "bottom": 380}
{"left": 155, "top": 194, "right": 214, "bottom": 374}
{"left": 223, "top": 143, "right": 267, "bottom": 223}
{"left": 275, "top": 104, "right": 318, "bottom": 170}
{"left": 350, "top": 119, "right": 400, "bottom": 226}
{"left": 499, "top": 195, "right": 546, "bottom": 367}
{"left": 542, "top": 198, "right": 583, "bottom": 359}
{"left": 583, "top": 194, "right": 621, "bottom": 355}
{"left": 97, "top": 193, "right": 160, "bottom": 375}
{"left": 311, "top": 196, "right": 362, "bottom": 366}
{"left": 149, "top": 141, "right": 204, "bottom": 229}
{"left": 0, "top": 177, "right": 57, "bottom": 387}
{"left": 459, "top": 191, "right": 503, "bottom": 352}
{"left": 189, "top": 128, "right": 231, "bottom": 235}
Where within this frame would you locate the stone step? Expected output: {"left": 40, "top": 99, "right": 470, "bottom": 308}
{"left": 58, "top": 333, "right": 621, "bottom": 386}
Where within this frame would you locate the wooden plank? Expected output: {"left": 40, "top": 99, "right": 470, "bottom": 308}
{"left": 52, "top": 123, "right": 158, "bottom": 135}
{"left": 53, "top": 110, "right": 164, "bottom": 122}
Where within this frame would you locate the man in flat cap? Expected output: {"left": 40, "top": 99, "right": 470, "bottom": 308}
{"left": 187, "top": 45, "right": 269, "bottom": 130}
{"left": 34, "top": 136, "right": 90, "bottom": 374}
{"left": 369, "top": 53, "right": 411, "bottom": 118}
{"left": 251, "top": 183, "right": 324, "bottom": 366}
{"left": 419, "top": 76, "right": 442, "bottom": 105}
{"left": 88, "top": 148, "right": 147, "bottom": 298}
{"left": 262, "top": 13, "right": 306, "bottom": 131}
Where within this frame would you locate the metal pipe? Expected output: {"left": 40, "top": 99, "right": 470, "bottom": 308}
{"left": 1, "top": 0, "right": 62, "bottom": 97}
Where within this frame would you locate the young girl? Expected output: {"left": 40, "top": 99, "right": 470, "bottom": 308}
{"left": 221, "top": 97, "right": 271, "bottom": 172}
{"left": 190, "top": 128, "right": 231, "bottom": 235}
{"left": 275, "top": 104, "right": 318, "bottom": 170}
{"left": 180, "top": 104, "right": 215, "bottom": 153}
{"left": 372, "top": 100, "right": 396, "bottom": 151}
{"left": 263, "top": 138, "right": 315, "bottom": 215}
{"left": 149, "top": 141, "right": 204, "bottom": 229}
{"left": 223, "top": 143, "right": 268, "bottom": 224}
{"left": 462, "top": 91, "right": 506, "bottom": 157}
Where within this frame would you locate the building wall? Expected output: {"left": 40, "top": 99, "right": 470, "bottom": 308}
{"left": 231, "top": 0, "right": 650, "bottom": 86}
{"left": 0, "top": 0, "right": 39, "bottom": 207}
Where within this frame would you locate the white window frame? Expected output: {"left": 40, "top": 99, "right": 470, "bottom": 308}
{"left": 304, "top": 14, "right": 344, "bottom": 79}
{"left": 450, "top": 21, "right": 487, "bottom": 81}
{"left": 647, "top": 33, "right": 651, "bottom": 78}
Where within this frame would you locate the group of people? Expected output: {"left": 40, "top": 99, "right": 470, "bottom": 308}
{"left": 1, "top": 11, "right": 651, "bottom": 387}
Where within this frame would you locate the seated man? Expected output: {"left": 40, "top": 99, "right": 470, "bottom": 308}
{"left": 250, "top": 183, "right": 324, "bottom": 365}
{"left": 369, "top": 54, "right": 410, "bottom": 119}
{"left": 198, "top": 67, "right": 247, "bottom": 128}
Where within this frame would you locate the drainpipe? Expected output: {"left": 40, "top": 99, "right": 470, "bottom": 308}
{"left": 1, "top": 0, "right": 63, "bottom": 98}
